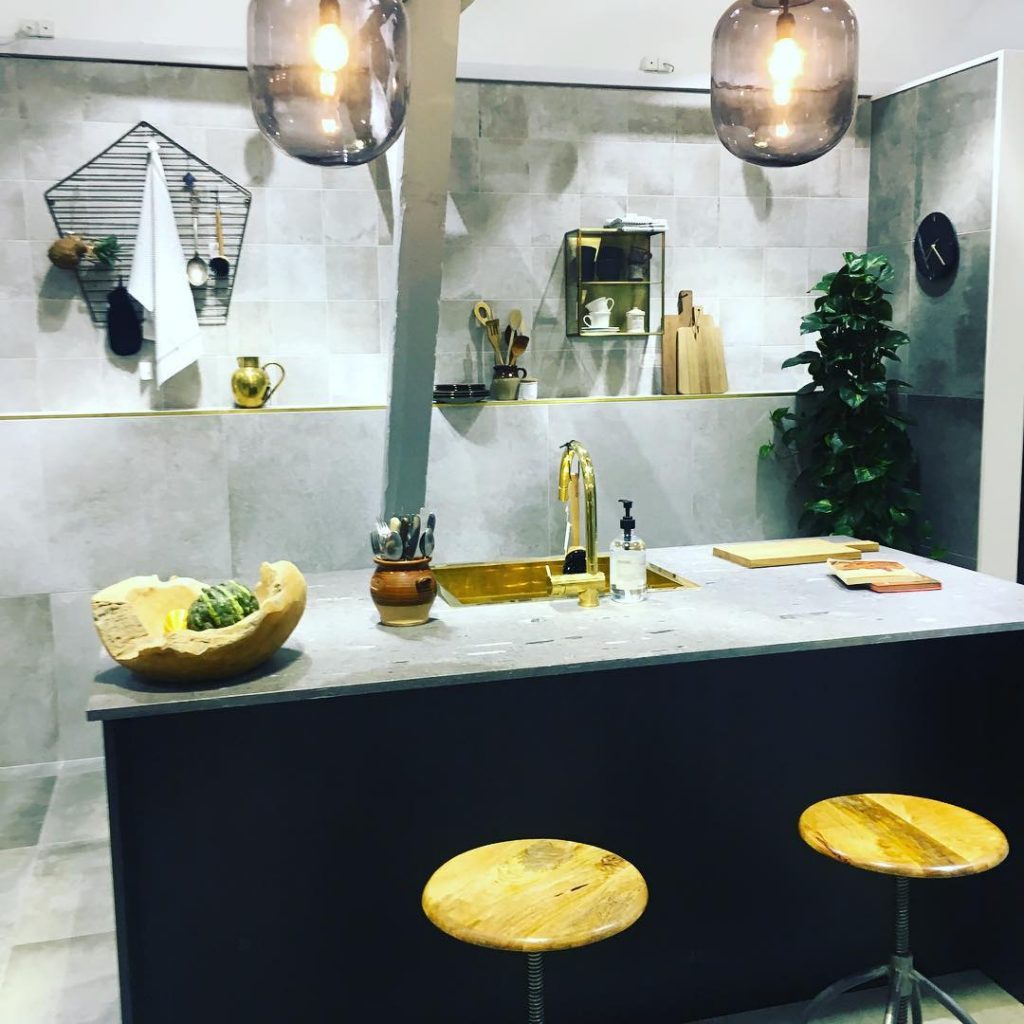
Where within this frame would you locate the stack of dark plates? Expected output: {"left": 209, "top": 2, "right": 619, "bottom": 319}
{"left": 433, "top": 383, "right": 489, "bottom": 405}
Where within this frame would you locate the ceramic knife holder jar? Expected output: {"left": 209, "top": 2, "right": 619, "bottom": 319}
{"left": 370, "top": 557, "right": 438, "bottom": 627}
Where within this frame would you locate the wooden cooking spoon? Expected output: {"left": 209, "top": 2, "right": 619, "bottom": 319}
{"left": 508, "top": 334, "right": 529, "bottom": 366}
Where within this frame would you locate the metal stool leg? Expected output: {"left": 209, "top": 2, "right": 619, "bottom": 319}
{"left": 807, "top": 876, "right": 983, "bottom": 1024}
{"left": 914, "top": 972, "right": 981, "bottom": 1024}
{"left": 892, "top": 880, "right": 913, "bottom": 1024}
{"left": 527, "top": 952, "right": 544, "bottom": 1024}
{"left": 910, "top": 979, "right": 923, "bottom": 1024}
{"left": 802, "top": 965, "right": 889, "bottom": 1023}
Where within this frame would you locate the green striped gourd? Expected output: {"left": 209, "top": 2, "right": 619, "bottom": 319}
{"left": 186, "top": 581, "right": 260, "bottom": 631}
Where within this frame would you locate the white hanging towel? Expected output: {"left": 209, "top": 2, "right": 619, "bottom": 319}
{"left": 128, "top": 141, "right": 202, "bottom": 387}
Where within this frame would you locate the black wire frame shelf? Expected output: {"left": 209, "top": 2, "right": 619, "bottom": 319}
{"left": 44, "top": 121, "right": 253, "bottom": 329}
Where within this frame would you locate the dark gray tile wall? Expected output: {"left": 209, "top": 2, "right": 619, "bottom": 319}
{"left": 868, "top": 61, "right": 997, "bottom": 568}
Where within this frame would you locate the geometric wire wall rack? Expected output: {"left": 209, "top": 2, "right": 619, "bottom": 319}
{"left": 45, "top": 121, "right": 252, "bottom": 328}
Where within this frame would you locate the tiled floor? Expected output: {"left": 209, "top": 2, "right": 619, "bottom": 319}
{"left": 0, "top": 758, "right": 118, "bottom": 1024}
{"left": 0, "top": 759, "right": 1022, "bottom": 1024}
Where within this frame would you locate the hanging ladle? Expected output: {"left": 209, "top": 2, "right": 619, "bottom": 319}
{"left": 210, "top": 191, "right": 230, "bottom": 280}
{"left": 186, "top": 193, "right": 210, "bottom": 288}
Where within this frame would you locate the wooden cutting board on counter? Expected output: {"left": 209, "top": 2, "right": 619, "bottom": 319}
{"left": 713, "top": 537, "right": 879, "bottom": 568}
{"left": 829, "top": 559, "right": 942, "bottom": 593}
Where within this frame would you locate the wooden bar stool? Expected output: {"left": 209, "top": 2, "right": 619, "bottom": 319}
{"left": 422, "top": 839, "right": 648, "bottom": 1023}
{"left": 800, "top": 794, "right": 1009, "bottom": 1024}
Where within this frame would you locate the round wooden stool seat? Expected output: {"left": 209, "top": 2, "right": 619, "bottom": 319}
{"left": 422, "top": 839, "right": 648, "bottom": 953}
{"left": 800, "top": 794, "right": 1009, "bottom": 879}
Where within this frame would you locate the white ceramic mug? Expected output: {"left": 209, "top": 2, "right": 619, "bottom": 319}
{"left": 519, "top": 378, "right": 539, "bottom": 400}
{"left": 583, "top": 312, "right": 612, "bottom": 329}
{"left": 584, "top": 296, "right": 615, "bottom": 315}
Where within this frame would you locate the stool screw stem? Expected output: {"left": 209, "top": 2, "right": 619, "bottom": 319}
{"left": 895, "top": 878, "right": 911, "bottom": 958}
{"left": 527, "top": 952, "right": 544, "bottom": 1024}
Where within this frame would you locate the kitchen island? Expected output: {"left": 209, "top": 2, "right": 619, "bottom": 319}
{"left": 89, "top": 545, "right": 1024, "bottom": 1024}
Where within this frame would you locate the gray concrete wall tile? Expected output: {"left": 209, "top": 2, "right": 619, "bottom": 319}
{"left": 37, "top": 766, "right": 107, "bottom": 847}
{"left": 37, "top": 415, "right": 232, "bottom": 593}
{"left": 0, "top": 775, "right": 54, "bottom": 851}
{"left": 0, "top": 931, "right": 119, "bottom": 1024}
{"left": 907, "top": 395, "right": 983, "bottom": 568}
{"left": 0, "top": 421, "right": 51, "bottom": 598}
{"left": 868, "top": 90, "right": 919, "bottom": 247}
{"left": 905, "top": 231, "right": 991, "bottom": 400}
{"left": 49, "top": 593, "right": 105, "bottom": 762}
{"left": 226, "top": 409, "right": 387, "bottom": 579}
{"left": 0, "top": 596, "right": 57, "bottom": 769}
{"left": 12, "top": 839, "right": 114, "bottom": 945}
{"left": 426, "top": 404, "right": 552, "bottom": 562}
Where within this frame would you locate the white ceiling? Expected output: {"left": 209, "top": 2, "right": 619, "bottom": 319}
{"left": 0, "top": 0, "right": 1020, "bottom": 94}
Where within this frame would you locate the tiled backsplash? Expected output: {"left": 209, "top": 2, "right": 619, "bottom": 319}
{"left": 0, "top": 57, "right": 869, "bottom": 414}
{"left": 0, "top": 395, "right": 799, "bottom": 767}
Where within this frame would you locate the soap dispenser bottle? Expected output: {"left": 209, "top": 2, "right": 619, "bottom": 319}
{"left": 609, "top": 499, "right": 647, "bottom": 603}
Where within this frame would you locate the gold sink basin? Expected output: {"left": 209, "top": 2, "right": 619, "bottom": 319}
{"left": 433, "top": 555, "right": 699, "bottom": 607}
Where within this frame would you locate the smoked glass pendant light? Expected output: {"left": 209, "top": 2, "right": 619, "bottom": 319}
{"left": 247, "top": 0, "right": 410, "bottom": 166}
{"left": 711, "top": 0, "right": 858, "bottom": 167}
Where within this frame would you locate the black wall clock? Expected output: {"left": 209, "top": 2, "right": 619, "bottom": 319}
{"left": 914, "top": 212, "right": 960, "bottom": 282}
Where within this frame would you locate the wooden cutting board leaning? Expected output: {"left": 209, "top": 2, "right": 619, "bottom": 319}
{"left": 713, "top": 537, "right": 880, "bottom": 569}
{"left": 678, "top": 307, "right": 728, "bottom": 395}
{"left": 660, "top": 290, "right": 692, "bottom": 396}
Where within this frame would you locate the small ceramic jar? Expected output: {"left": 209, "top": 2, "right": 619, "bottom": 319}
{"left": 370, "top": 557, "right": 437, "bottom": 626}
{"left": 625, "top": 308, "right": 646, "bottom": 333}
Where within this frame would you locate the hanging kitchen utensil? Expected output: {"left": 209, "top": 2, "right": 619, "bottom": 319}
{"left": 185, "top": 194, "right": 210, "bottom": 288}
{"left": 473, "top": 300, "right": 494, "bottom": 328}
{"left": 106, "top": 277, "right": 143, "bottom": 357}
{"left": 210, "top": 191, "right": 230, "bottom": 280}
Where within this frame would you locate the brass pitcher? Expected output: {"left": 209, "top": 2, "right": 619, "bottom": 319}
{"left": 231, "top": 356, "right": 285, "bottom": 408}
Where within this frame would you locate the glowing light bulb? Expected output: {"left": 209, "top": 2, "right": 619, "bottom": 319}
{"left": 312, "top": 20, "right": 349, "bottom": 73}
{"left": 319, "top": 70, "right": 337, "bottom": 96}
{"left": 768, "top": 34, "right": 805, "bottom": 106}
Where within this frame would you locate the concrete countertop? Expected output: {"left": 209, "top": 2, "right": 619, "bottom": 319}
{"left": 87, "top": 544, "right": 1024, "bottom": 722}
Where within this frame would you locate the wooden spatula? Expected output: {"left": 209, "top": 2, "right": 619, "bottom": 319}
{"left": 508, "top": 334, "right": 529, "bottom": 366}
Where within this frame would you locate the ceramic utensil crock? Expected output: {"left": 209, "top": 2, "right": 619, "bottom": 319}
{"left": 370, "top": 557, "right": 437, "bottom": 627}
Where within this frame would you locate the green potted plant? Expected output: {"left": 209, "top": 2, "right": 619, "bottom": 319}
{"left": 761, "top": 251, "right": 928, "bottom": 550}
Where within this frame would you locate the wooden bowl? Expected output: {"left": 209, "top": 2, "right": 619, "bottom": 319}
{"left": 92, "top": 561, "right": 307, "bottom": 684}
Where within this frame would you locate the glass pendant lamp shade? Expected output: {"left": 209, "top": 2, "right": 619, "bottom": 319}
{"left": 247, "top": 0, "right": 410, "bottom": 166}
{"left": 711, "top": 0, "right": 858, "bottom": 167}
